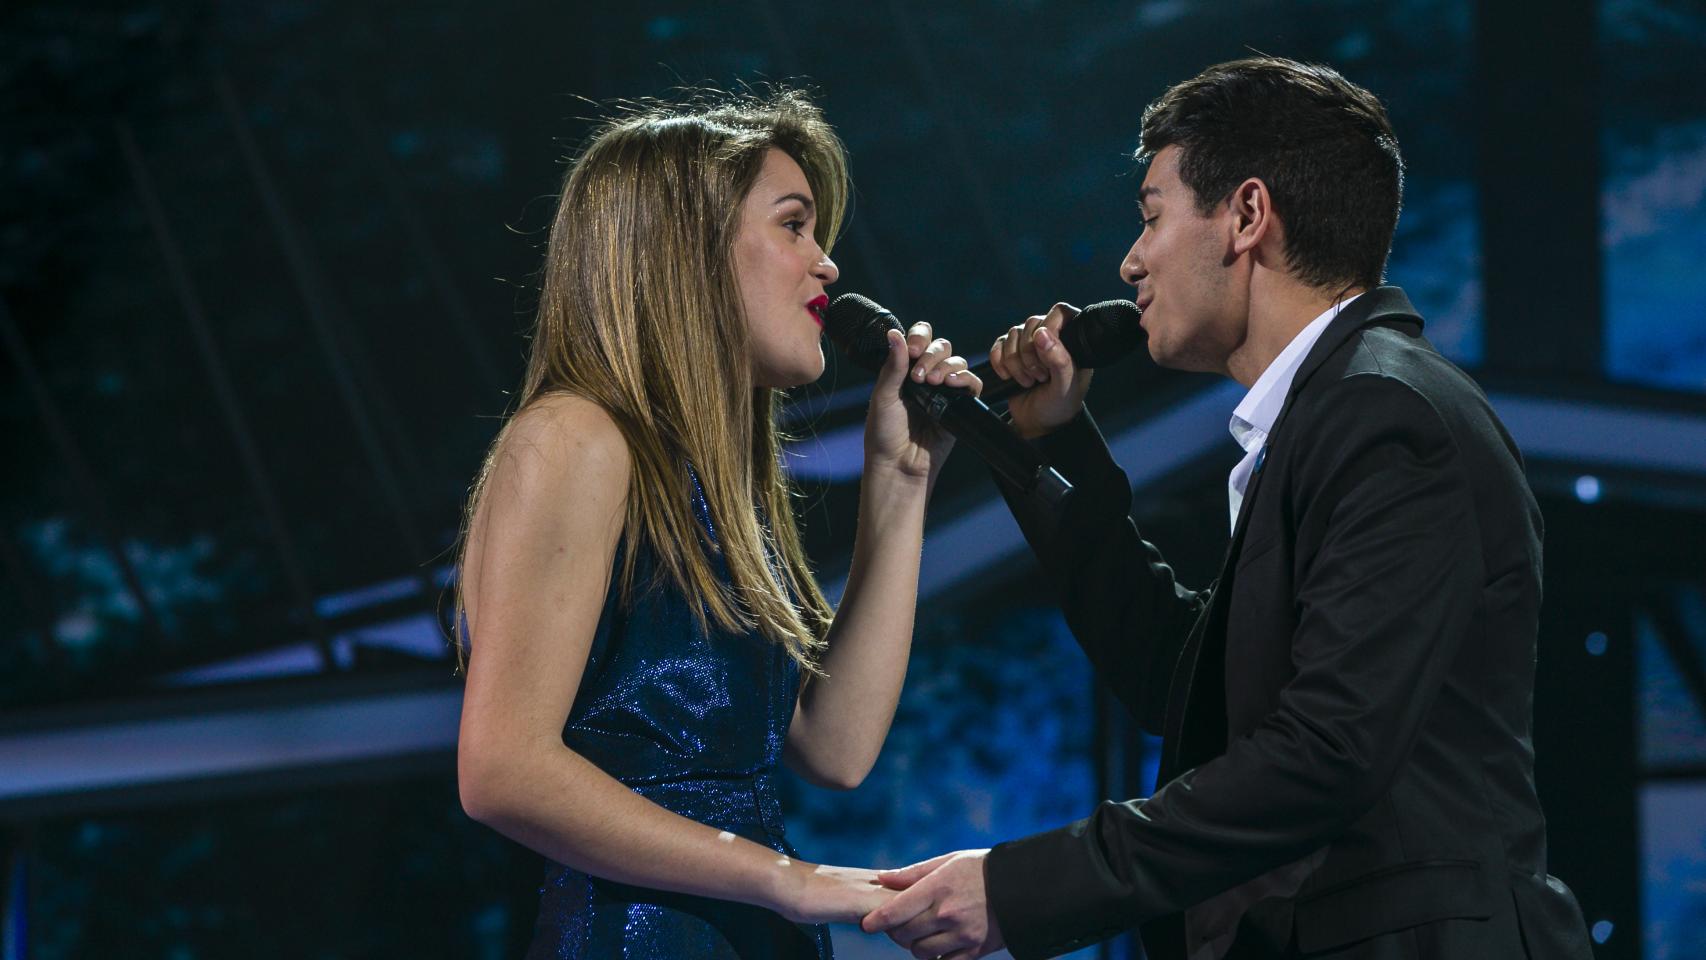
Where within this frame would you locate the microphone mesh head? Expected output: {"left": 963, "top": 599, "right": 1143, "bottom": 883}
{"left": 823, "top": 293, "right": 902, "bottom": 373}
{"left": 1064, "top": 299, "right": 1145, "bottom": 366}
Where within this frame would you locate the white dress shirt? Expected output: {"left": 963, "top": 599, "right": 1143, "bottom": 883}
{"left": 1225, "top": 295, "right": 1362, "bottom": 533}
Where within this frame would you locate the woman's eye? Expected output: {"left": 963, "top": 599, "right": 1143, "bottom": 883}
{"left": 783, "top": 218, "right": 806, "bottom": 235}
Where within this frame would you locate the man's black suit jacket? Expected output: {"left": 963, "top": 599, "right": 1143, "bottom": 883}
{"left": 984, "top": 288, "right": 1593, "bottom": 959}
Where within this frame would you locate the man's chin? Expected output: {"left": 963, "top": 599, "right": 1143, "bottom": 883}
{"left": 1146, "top": 339, "right": 1179, "bottom": 369}
{"left": 1147, "top": 334, "right": 1227, "bottom": 376}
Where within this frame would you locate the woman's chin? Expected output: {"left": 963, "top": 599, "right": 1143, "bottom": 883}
{"left": 754, "top": 352, "right": 826, "bottom": 390}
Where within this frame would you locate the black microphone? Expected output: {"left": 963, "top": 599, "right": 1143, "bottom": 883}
{"left": 822, "top": 293, "right": 1073, "bottom": 509}
{"left": 969, "top": 299, "right": 1144, "bottom": 403}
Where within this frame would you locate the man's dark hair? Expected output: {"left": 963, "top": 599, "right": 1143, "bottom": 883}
{"left": 1138, "top": 56, "right": 1404, "bottom": 293}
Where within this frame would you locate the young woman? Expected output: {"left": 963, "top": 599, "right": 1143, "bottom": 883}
{"left": 454, "top": 89, "right": 979, "bottom": 958}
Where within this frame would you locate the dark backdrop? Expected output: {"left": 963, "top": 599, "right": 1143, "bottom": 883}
{"left": 3, "top": 1, "right": 1703, "bottom": 958}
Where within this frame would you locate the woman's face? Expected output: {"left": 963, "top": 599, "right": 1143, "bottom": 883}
{"left": 732, "top": 148, "right": 839, "bottom": 389}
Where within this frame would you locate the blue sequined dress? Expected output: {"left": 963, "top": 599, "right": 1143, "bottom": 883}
{"left": 523, "top": 474, "right": 833, "bottom": 959}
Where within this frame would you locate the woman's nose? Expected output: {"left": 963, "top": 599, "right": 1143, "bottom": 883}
{"left": 814, "top": 252, "right": 839, "bottom": 285}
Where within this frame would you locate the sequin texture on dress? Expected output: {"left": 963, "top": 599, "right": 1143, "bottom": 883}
{"left": 521, "top": 468, "right": 832, "bottom": 959}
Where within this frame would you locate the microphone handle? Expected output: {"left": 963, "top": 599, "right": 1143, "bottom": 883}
{"left": 967, "top": 334, "right": 1104, "bottom": 403}
{"left": 966, "top": 360, "right": 1022, "bottom": 403}
{"left": 899, "top": 379, "right": 1072, "bottom": 508}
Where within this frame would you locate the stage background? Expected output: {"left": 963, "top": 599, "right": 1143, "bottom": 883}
{"left": 3, "top": 1, "right": 1703, "bottom": 957}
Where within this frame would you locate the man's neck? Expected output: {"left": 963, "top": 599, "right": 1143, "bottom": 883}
{"left": 1226, "top": 282, "right": 1366, "bottom": 387}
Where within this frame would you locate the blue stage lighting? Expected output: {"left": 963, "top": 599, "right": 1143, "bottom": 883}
{"left": 1574, "top": 475, "right": 1603, "bottom": 503}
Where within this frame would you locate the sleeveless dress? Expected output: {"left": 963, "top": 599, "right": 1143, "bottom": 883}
{"left": 523, "top": 474, "right": 833, "bottom": 959}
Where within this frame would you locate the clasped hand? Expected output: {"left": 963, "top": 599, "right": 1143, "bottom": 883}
{"left": 861, "top": 849, "right": 1004, "bottom": 960}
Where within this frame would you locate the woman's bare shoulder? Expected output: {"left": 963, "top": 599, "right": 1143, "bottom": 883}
{"left": 465, "top": 397, "right": 632, "bottom": 561}
{"left": 492, "top": 392, "right": 632, "bottom": 493}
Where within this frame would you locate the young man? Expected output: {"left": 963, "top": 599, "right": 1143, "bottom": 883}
{"left": 862, "top": 57, "right": 1594, "bottom": 960}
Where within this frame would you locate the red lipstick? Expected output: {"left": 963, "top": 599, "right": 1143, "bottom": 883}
{"left": 807, "top": 295, "right": 829, "bottom": 328}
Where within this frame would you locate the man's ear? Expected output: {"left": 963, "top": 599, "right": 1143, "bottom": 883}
{"left": 1228, "top": 177, "right": 1272, "bottom": 257}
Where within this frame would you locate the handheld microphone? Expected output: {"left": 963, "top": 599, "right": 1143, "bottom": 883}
{"left": 822, "top": 293, "right": 1073, "bottom": 509}
{"left": 969, "top": 299, "right": 1144, "bottom": 403}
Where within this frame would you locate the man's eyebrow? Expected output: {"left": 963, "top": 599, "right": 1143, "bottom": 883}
{"left": 774, "top": 192, "right": 815, "bottom": 211}
{"left": 1137, "top": 185, "right": 1162, "bottom": 205}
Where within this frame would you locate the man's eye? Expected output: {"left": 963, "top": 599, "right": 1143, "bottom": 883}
{"left": 1142, "top": 215, "right": 1159, "bottom": 228}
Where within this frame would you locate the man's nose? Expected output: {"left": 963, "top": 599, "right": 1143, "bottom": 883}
{"left": 1120, "top": 242, "right": 1145, "bottom": 288}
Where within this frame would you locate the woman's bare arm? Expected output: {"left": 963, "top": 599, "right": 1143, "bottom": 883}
{"left": 457, "top": 394, "right": 886, "bottom": 923}
{"left": 785, "top": 328, "right": 978, "bottom": 789}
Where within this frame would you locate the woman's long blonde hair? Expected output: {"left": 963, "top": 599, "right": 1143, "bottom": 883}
{"left": 457, "top": 87, "right": 847, "bottom": 671}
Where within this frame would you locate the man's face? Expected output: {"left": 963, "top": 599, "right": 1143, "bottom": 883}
{"left": 1121, "top": 145, "right": 1247, "bottom": 375}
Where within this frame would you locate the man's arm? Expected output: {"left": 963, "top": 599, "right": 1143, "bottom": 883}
{"left": 998, "top": 408, "right": 1207, "bottom": 733}
{"left": 986, "top": 304, "right": 1206, "bottom": 733}
{"left": 878, "top": 374, "right": 1485, "bottom": 960}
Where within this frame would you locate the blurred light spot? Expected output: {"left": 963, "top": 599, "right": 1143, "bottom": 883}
{"left": 1333, "top": 31, "right": 1373, "bottom": 60}
{"left": 451, "top": 137, "right": 505, "bottom": 184}
{"left": 473, "top": 903, "right": 507, "bottom": 938}
{"left": 54, "top": 607, "right": 100, "bottom": 648}
{"left": 1574, "top": 474, "right": 1602, "bottom": 502}
{"left": 647, "top": 16, "right": 683, "bottom": 41}
{"left": 1586, "top": 631, "right": 1609, "bottom": 656}
{"left": 1136, "top": 0, "right": 1190, "bottom": 28}
{"left": 1592, "top": 920, "right": 1613, "bottom": 943}
{"left": 390, "top": 130, "right": 423, "bottom": 158}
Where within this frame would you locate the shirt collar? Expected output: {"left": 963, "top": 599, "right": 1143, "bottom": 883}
{"left": 1228, "top": 293, "right": 1362, "bottom": 453}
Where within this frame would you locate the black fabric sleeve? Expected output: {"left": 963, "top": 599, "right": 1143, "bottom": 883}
{"left": 994, "top": 408, "right": 1208, "bottom": 734}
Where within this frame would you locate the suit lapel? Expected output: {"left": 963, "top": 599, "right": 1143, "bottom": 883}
{"left": 1156, "top": 287, "right": 1424, "bottom": 783}
{"left": 1159, "top": 440, "right": 1269, "bottom": 782}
